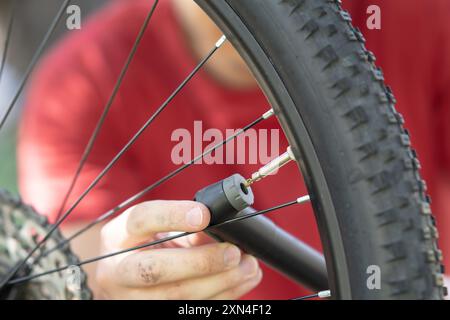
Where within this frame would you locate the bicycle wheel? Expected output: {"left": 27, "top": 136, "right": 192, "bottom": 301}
{"left": 0, "top": 0, "right": 446, "bottom": 300}
{"left": 195, "top": 0, "right": 446, "bottom": 299}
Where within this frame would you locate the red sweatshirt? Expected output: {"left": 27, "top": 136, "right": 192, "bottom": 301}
{"left": 18, "top": 0, "right": 450, "bottom": 299}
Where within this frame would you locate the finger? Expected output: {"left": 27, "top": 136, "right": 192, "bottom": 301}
{"left": 120, "top": 255, "right": 260, "bottom": 300}
{"left": 154, "top": 232, "right": 188, "bottom": 248}
{"left": 186, "top": 232, "right": 214, "bottom": 246}
{"left": 169, "top": 232, "right": 214, "bottom": 248}
{"left": 102, "top": 200, "right": 210, "bottom": 248}
{"left": 116, "top": 243, "right": 242, "bottom": 287}
{"left": 144, "top": 255, "right": 260, "bottom": 300}
{"left": 210, "top": 269, "right": 263, "bottom": 300}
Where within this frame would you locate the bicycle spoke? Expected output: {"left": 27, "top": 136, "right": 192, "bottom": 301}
{"left": 40, "top": 110, "right": 273, "bottom": 259}
{"left": 0, "top": 35, "right": 227, "bottom": 289}
{"left": 54, "top": 0, "right": 159, "bottom": 222}
{"left": 0, "top": 0, "right": 16, "bottom": 85}
{"left": 0, "top": 0, "right": 71, "bottom": 131}
{"left": 8, "top": 195, "right": 310, "bottom": 285}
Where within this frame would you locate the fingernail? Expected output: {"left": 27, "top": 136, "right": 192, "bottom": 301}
{"left": 186, "top": 207, "right": 203, "bottom": 227}
{"left": 241, "top": 256, "right": 258, "bottom": 278}
{"left": 224, "top": 246, "right": 241, "bottom": 267}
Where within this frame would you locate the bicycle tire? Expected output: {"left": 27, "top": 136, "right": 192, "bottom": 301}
{"left": 195, "top": 0, "right": 446, "bottom": 299}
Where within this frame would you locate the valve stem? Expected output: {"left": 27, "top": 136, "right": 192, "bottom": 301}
{"left": 244, "top": 146, "right": 296, "bottom": 187}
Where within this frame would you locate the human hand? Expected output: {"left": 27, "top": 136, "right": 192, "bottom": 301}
{"left": 95, "top": 200, "right": 262, "bottom": 299}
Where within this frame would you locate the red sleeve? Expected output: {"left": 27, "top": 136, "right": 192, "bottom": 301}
{"left": 434, "top": 2, "right": 450, "bottom": 170}
{"left": 17, "top": 30, "right": 142, "bottom": 224}
{"left": 431, "top": 0, "right": 450, "bottom": 272}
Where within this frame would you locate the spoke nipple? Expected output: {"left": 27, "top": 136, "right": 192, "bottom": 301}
{"left": 318, "top": 290, "right": 331, "bottom": 299}
{"left": 296, "top": 195, "right": 311, "bottom": 204}
{"left": 262, "top": 109, "right": 275, "bottom": 119}
{"left": 215, "top": 35, "right": 227, "bottom": 48}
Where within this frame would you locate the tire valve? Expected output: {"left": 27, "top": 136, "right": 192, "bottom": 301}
{"left": 244, "top": 146, "right": 296, "bottom": 187}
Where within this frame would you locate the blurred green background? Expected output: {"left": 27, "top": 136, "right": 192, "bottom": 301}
{"left": 0, "top": 127, "right": 17, "bottom": 194}
{"left": 0, "top": 0, "right": 106, "bottom": 196}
